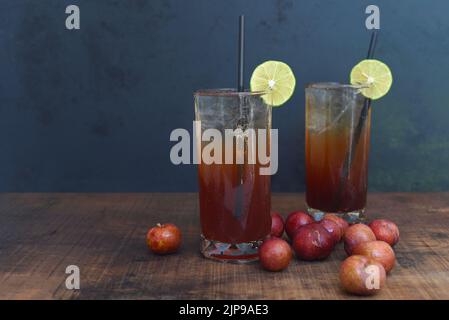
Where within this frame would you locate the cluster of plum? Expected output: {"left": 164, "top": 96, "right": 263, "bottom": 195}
{"left": 260, "top": 211, "right": 399, "bottom": 295}
{"left": 145, "top": 213, "right": 399, "bottom": 296}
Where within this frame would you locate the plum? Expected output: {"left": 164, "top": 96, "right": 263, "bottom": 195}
{"left": 285, "top": 211, "right": 314, "bottom": 240}
{"left": 352, "top": 240, "right": 396, "bottom": 273}
{"left": 369, "top": 219, "right": 400, "bottom": 247}
{"left": 320, "top": 219, "right": 342, "bottom": 244}
{"left": 259, "top": 238, "right": 292, "bottom": 271}
{"left": 323, "top": 213, "right": 349, "bottom": 235}
{"left": 340, "top": 255, "right": 387, "bottom": 296}
{"left": 343, "top": 223, "right": 376, "bottom": 255}
{"left": 146, "top": 223, "right": 182, "bottom": 254}
{"left": 270, "top": 212, "right": 285, "bottom": 238}
{"left": 292, "top": 223, "right": 335, "bottom": 260}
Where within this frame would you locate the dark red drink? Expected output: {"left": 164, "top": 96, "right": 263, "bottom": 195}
{"left": 195, "top": 89, "right": 272, "bottom": 262}
{"left": 305, "top": 83, "right": 371, "bottom": 222}
{"left": 198, "top": 162, "right": 271, "bottom": 244}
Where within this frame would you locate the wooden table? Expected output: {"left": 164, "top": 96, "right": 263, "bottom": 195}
{"left": 0, "top": 193, "right": 448, "bottom": 300}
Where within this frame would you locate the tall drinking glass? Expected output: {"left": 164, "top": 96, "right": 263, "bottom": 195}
{"left": 305, "top": 83, "right": 370, "bottom": 222}
{"left": 194, "top": 89, "right": 272, "bottom": 263}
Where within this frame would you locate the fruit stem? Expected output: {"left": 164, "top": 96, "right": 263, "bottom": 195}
{"left": 156, "top": 223, "right": 162, "bottom": 228}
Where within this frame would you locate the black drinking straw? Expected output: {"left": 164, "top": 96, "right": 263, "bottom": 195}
{"left": 340, "top": 31, "right": 378, "bottom": 181}
{"left": 234, "top": 15, "right": 245, "bottom": 220}
{"left": 237, "top": 15, "right": 245, "bottom": 92}
{"left": 238, "top": 15, "right": 245, "bottom": 92}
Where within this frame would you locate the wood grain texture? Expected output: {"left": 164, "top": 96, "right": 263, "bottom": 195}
{"left": 0, "top": 193, "right": 448, "bottom": 300}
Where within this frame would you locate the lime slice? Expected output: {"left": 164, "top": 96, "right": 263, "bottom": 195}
{"left": 250, "top": 60, "right": 296, "bottom": 107}
{"left": 350, "top": 59, "right": 393, "bottom": 100}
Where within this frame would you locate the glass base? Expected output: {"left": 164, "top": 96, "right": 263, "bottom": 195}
{"left": 307, "top": 206, "right": 366, "bottom": 224}
{"left": 200, "top": 235, "right": 263, "bottom": 264}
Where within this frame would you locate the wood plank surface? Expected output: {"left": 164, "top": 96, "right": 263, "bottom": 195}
{"left": 0, "top": 193, "right": 448, "bottom": 300}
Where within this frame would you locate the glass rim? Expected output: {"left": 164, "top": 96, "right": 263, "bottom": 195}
{"left": 305, "top": 82, "right": 368, "bottom": 91}
{"left": 194, "top": 88, "right": 267, "bottom": 97}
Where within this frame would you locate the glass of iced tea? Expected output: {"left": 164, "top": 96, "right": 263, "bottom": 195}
{"left": 305, "top": 83, "right": 370, "bottom": 223}
{"left": 194, "top": 89, "right": 272, "bottom": 263}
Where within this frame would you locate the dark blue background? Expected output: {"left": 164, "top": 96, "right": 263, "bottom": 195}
{"left": 1, "top": 0, "right": 448, "bottom": 192}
